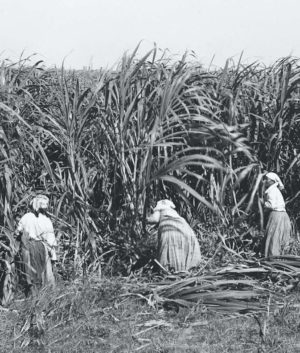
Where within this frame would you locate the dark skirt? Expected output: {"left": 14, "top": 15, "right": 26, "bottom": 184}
{"left": 18, "top": 238, "right": 55, "bottom": 292}
{"left": 264, "top": 211, "right": 291, "bottom": 257}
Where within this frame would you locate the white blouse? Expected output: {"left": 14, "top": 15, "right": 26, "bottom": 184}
{"left": 17, "top": 212, "right": 57, "bottom": 260}
{"left": 264, "top": 184, "right": 286, "bottom": 212}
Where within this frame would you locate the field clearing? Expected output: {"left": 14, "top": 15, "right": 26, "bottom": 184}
{"left": 1, "top": 274, "right": 300, "bottom": 353}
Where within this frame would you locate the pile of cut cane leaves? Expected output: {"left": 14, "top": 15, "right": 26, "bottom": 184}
{"left": 128, "top": 255, "right": 300, "bottom": 314}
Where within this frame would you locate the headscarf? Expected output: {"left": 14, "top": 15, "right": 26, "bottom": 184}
{"left": 151, "top": 199, "right": 181, "bottom": 219}
{"left": 30, "top": 195, "right": 49, "bottom": 212}
{"left": 265, "top": 172, "right": 284, "bottom": 190}
{"left": 153, "top": 199, "right": 176, "bottom": 212}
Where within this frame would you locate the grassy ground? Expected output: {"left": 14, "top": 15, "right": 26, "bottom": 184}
{"left": 1, "top": 275, "right": 300, "bottom": 353}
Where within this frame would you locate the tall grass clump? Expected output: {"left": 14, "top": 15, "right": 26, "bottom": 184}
{"left": 0, "top": 48, "right": 300, "bottom": 281}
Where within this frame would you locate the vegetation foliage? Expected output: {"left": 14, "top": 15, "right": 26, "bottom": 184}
{"left": 1, "top": 47, "right": 300, "bottom": 278}
{"left": 1, "top": 46, "right": 300, "bottom": 352}
{"left": 1, "top": 274, "right": 300, "bottom": 352}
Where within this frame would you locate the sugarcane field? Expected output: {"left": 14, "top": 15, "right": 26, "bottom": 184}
{"left": 0, "top": 44, "right": 300, "bottom": 353}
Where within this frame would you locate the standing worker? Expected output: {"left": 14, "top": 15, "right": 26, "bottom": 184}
{"left": 262, "top": 172, "right": 291, "bottom": 257}
{"left": 16, "top": 194, "right": 57, "bottom": 292}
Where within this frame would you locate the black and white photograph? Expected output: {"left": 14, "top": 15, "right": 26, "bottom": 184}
{"left": 0, "top": 0, "right": 300, "bottom": 352}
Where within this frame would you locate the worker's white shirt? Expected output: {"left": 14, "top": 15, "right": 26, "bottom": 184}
{"left": 17, "top": 212, "right": 57, "bottom": 260}
{"left": 264, "top": 184, "right": 286, "bottom": 212}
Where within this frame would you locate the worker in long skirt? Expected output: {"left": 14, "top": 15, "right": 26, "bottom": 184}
{"left": 16, "top": 195, "right": 57, "bottom": 292}
{"left": 147, "top": 199, "right": 201, "bottom": 272}
{"left": 262, "top": 172, "right": 291, "bottom": 257}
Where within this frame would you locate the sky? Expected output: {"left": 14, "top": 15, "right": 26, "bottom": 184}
{"left": 1, "top": 0, "right": 300, "bottom": 70}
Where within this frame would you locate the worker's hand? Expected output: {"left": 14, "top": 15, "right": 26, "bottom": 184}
{"left": 15, "top": 230, "right": 22, "bottom": 242}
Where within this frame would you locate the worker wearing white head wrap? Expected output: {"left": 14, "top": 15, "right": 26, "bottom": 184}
{"left": 265, "top": 172, "right": 284, "bottom": 190}
{"left": 147, "top": 199, "right": 178, "bottom": 223}
{"left": 263, "top": 172, "right": 291, "bottom": 257}
{"left": 264, "top": 172, "right": 286, "bottom": 212}
{"left": 147, "top": 199, "right": 201, "bottom": 271}
{"left": 16, "top": 195, "right": 57, "bottom": 288}
{"left": 17, "top": 195, "right": 57, "bottom": 261}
